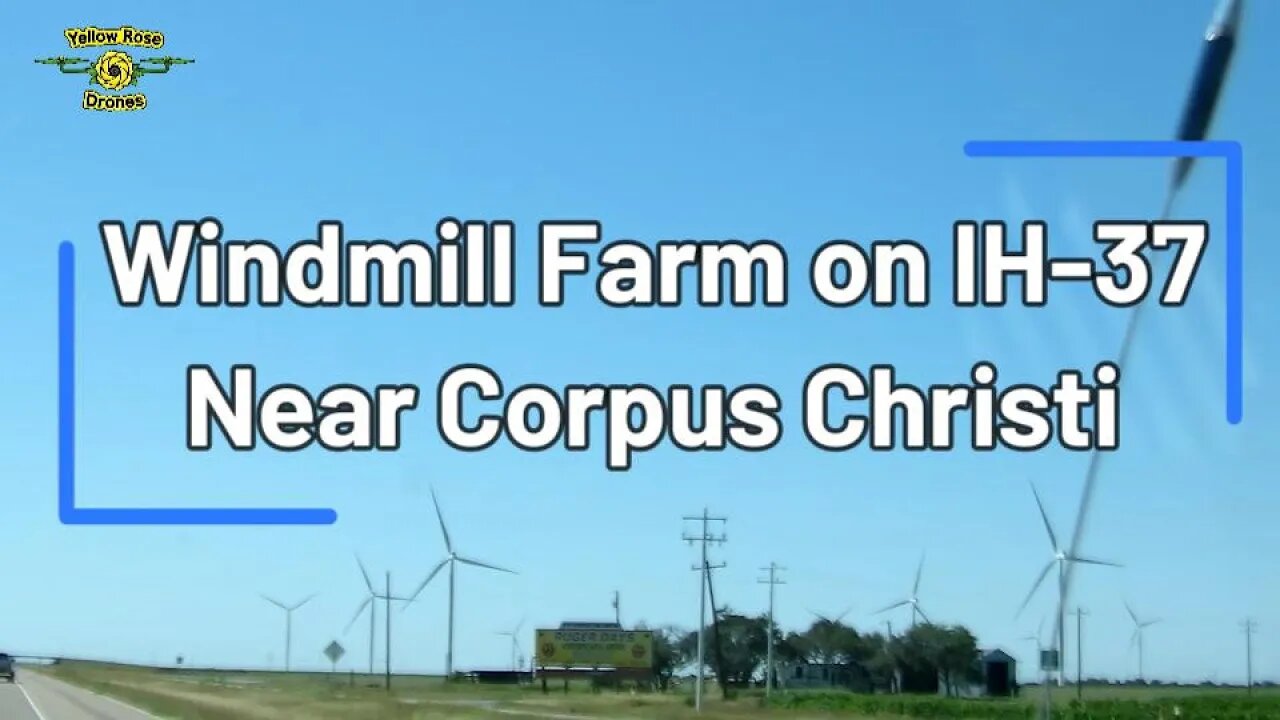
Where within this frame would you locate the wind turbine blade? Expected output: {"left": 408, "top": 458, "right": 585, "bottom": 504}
{"left": 809, "top": 609, "right": 832, "bottom": 623}
{"left": 515, "top": 616, "right": 526, "bottom": 634}
{"left": 1065, "top": 0, "right": 1245, "bottom": 605}
{"left": 1129, "top": 629, "right": 1139, "bottom": 650}
{"left": 1016, "top": 561, "right": 1055, "bottom": 618}
{"left": 456, "top": 555, "right": 516, "bottom": 575}
{"left": 1144, "top": 619, "right": 1162, "bottom": 628}
{"left": 289, "top": 594, "right": 316, "bottom": 611}
{"left": 260, "top": 594, "right": 287, "bottom": 610}
{"left": 343, "top": 597, "right": 372, "bottom": 634}
{"left": 1125, "top": 601, "right": 1139, "bottom": 625}
{"left": 913, "top": 553, "right": 925, "bottom": 595}
{"left": 1029, "top": 482, "right": 1059, "bottom": 551}
{"left": 430, "top": 487, "right": 454, "bottom": 554}
{"left": 875, "top": 600, "right": 909, "bottom": 615}
{"left": 834, "top": 605, "right": 854, "bottom": 624}
{"left": 914, "top": 604, "right": 932, "bottom": 625}
{"left": 355, "top": 555, "right": 374, "bottom": 593}
{"left": 404, "top": 558, "right": 449, "bottom": 607}
{"left": 1068, "top": 555, "right": 1122, "bottom": 568}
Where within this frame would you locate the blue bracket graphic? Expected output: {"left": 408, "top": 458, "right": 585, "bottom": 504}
{"left": 58, "top": 241, "right": 338, "bottom": 525}
{"left": 963, "top": 140, "right": 1244, "bottom": 426}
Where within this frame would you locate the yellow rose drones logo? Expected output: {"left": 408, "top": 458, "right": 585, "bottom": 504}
{"left": 35, "top": 25, "right": 193, "bottom": 112}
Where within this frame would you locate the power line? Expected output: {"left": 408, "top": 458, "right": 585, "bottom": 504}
{"left": 758, "top": 563, "right": 786, "bottom": 698}
{"left": 683, "top": 508, "right": 726, "bottom": 713}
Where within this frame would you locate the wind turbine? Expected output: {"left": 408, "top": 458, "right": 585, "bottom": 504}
{"left": 343, "top": 556, "right": 411, "bottom": 688}
{"left": 404, "top": 487, "right": 517, "bottom": 679}
{"left": 1017, "top": 482, "right": 1120, "bottom": 686}
{"left": 259, "top": 593, "right": 314, "bottom": 673}
{"left": 1126, "top": 602, "right": 1161, "bottom": 683}
{"left": 809, "top": 606, "right": 853, "bottom": 626}
{"left": 496, "top": 617, "right": 526, "bottom": 671}
{"left": 875, "top": 553, "right": 930, "bottom": 627}
{"left": 1020, "top": 618, "right": 1047, "bottom": 684}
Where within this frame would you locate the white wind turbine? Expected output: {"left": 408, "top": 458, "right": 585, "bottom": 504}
{"left": 1017, "top": 482, "right": 1121, "bottom": 687}
{"left": 404, "top": 487, "right": 517, "bottom": 678}
{"left": 875, "top": 553, "right": 930, "bottom": 627}
{"left": 259, "top": 593, "right": 314, "bottom": 672}
{"left": 1126, "top": 601, "right": 1161, "bottom": 683}
{"left": 496, "top": 616, "right": 526, "bottom": 672}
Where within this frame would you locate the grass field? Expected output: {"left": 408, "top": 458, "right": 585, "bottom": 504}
{"left": 37, "top": 661, "right": 1280, "bottom": 719}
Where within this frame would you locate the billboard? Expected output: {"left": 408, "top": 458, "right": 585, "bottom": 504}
{"left": 535, "top": 628, "right": 654, "bottom": 669}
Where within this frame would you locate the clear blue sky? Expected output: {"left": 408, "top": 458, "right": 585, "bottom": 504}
{"left": 1, "top": 0, "right": 1276, "bottom": 685}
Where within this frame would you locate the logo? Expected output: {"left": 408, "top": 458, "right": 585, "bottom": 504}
{"left": 35, "top": 25, "right": 193, "bottom": 112}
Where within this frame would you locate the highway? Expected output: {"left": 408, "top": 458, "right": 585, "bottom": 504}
{"left": 0, "top": 670, "right": 156, "bottom": 719}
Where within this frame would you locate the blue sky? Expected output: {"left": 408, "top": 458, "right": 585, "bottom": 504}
{"left": 1, "top": 0, "right": 1277, "bottom": 685}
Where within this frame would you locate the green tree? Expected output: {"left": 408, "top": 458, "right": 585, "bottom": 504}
{"left": 641, "top": 623, "right": 686, "bottom": 691}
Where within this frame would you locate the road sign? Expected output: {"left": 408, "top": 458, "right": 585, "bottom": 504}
{"left": 536, "top": 628, "right": 653, "bottom": 669}
{"left": 1039, "top": 649, "right": 1060, "bottom": 672}
{"left": 324, "top": 641, "right": 346, "bottom": 665}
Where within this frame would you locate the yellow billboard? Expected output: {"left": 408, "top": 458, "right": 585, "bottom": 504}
{"left": 535, "top": 629, "right": 654, "bottom": 669}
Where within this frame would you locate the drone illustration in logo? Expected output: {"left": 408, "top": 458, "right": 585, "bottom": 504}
{"left": 35, "top": 52, "right": 193, "bottom": 91}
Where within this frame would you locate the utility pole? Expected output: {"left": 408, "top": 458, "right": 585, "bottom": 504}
{"left": 613, "top": 590, "right": 621, "bottom": 626}
{"left": 1242, "top": 619, "right": 1258, "bottom": 695}
{"left": 1075, "top": 607, "right": 1088, "bottom": 702}
{"left": 385, "top": 572, "right": 392, "bottom": 691}
{"left": 758, "top": 563, "right": 786, "bottom": 697}
{"left": 683, "top": 508, "right": 726, "bottom": 713}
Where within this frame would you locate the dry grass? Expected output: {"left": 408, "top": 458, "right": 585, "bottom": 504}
{"left": 39, "top": 662, "right": 1279, "bottom": 720}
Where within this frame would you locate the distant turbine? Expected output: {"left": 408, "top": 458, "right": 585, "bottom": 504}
{"left": 496, "top": 616, "right": 526, "bottom": 672}
{"left": 404, "top": 487, "right": 517, "bottom": 679}
{"left": 875, "top": 553, "right": 930, "bottom": 627}
{"left": 260, "top": 593, "right": 314, "bottom": 672}
{"left": 809, "top": 606, "right": 853, "bottom": 625}
{"left": 1017, "top": 482, "right": 1120, "bottom": 686}
{"left": 1126, "top": 602, "right": 1161, "bottom": 682}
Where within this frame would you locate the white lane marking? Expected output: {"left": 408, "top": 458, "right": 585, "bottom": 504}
{"left": 17, "top": 682, "right": 49, "bottom": 720}
{"left": 29, "top": 671, "right": 162, "bottom": 719}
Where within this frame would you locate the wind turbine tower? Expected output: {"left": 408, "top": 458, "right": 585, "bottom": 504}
{"left": 404, "top": 488, "right": 517, "bottom": 679}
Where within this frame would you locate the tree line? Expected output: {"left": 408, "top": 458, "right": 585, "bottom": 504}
{"left": 636, "top": 611, "right": 990, "bottom": 697}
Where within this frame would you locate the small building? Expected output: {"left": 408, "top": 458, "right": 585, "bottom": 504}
{"left": 939, "top": 648, "right": 1017, "bottom": 698}
{"left": 779, "top": 662, "right": 873, "bottom": 692}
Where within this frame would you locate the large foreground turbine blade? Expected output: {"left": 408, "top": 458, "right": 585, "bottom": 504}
{"left": 355, "top": 555, "right": 375, "bottom": 594}
{"left": 1065, "top": 0, "right": 1246, "bottom": 604}
{"left": 913, "top": 603, "right": 932, "bottom": 625}
{"left": 1029, "top": 482, "right": 1059, "bottom": 551}
{"left": 875, "top": 599, "right": 910, "bottom": 615}
{"left": 1017, "top": 561, "right": 1056, "bottom": 618}
{"left": 404, "top": 557, "right": 449, "bottom": 606}
{"left": 344, "top": 596, "right": 373, "bottom": 634}
{"left": 912, "top": 553, "right": 925, "bottom": 596}
{"left": 1125, "top": 601, "right": 1140, "bottom": 626}
{"left": 430, "top": 487, "right": 454, "bottom": 554}
{"left": 261, "top": 594, "right": 287, "bottom": 610}
{"left": 1068, "top": 554, "right": 1122, "bottom": 568}
{"left": 1171, "top": 0, "right": 1244, "bottom": 191}
{"left": 456, "top": 555, "right": 517, "bottom": 575}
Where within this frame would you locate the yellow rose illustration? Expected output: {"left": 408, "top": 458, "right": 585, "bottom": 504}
{"left": 94, "top": 50, "right": 133, "bottom": 90}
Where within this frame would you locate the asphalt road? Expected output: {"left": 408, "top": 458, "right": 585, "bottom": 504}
{"left": 0, "top": 670, "right": 156, "bottom": 719}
